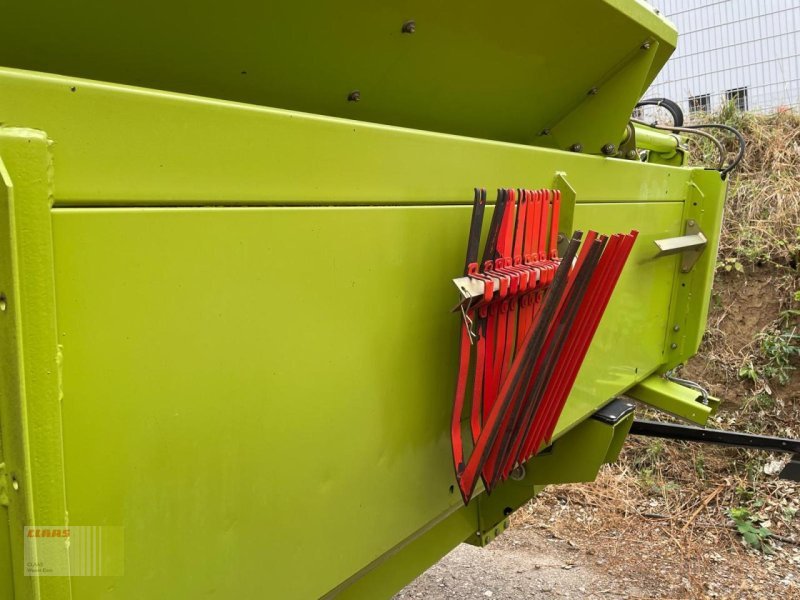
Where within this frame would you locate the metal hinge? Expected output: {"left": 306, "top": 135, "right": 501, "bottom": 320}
{"left": 654, "top": 219, "right": 707, "bottom": 273}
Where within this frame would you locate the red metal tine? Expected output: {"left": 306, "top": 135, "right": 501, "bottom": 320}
{"left": 503, "top": 231, "right": 601, "bottom": 476}
{"left": 532, "top": 244, "right": 629, "bottom": 456}
{"left": 549, "top": 190, "right": 561, "bottom": 261}
{"left": 537, "top": 190, "right": 554, "bottom": 285}
{"left": 486, "top": 189, "right": 547, "bottom": 483}
{"left": 476, "top": 189, "right": 512, "bottom": 427}
{"left": 479, "top": 191, "right": 515, "bottom": 424}
{"left": 498, "top": 232, "right": 600, "bottom": 478}
{"left": 494, "top": 230, "right": 601, "bottom": 482}
{"left": 495, "top": 237, "right": 605, "bottom": 484}
{"left": 515, "top": 190, "right": 534, "bottom": 352}
{"left": 539, "top": 231, "right": 638, "bottom": 446}
{"left": 459, "top": 235, "right": 583, "bottom": 502}
{"left": 518, "top": 190, "right": 543, "bottom": 341}
{"left": 451, "top": 189, "right": 488, "bottom": 477}
{"left": 513, "top": 191, "right": 529, "bottom": 274}
{"left": 469, "top": 318, "right": 487, "bottom": 443}
{"left": 522, "top": 232, "right": 637, "bottom": 463}
{"left": 481, "top": 302, "right": 499, "bottom": 423}
{"left": 500, "top": 189, "right": 531, "bottom": 370}
{"left": 522, "top": 190, "right": 553, "bottom": 339}
{"left": 450, "top": 322, "right": 473, "bottom": 477}
{"left": 537, "top": 190, "right": 548, "bottom": 266}
{"left": 490, "top": 191, "right": 519, "bottom": 402}
{"left": 519, "top": 234, "right": 618, "bottom": 463}
{"left": 466, "top": 269, "right": 496, "bottom": 445}
{"left": 500, "top": 189, "right": 533, "bottom": 378}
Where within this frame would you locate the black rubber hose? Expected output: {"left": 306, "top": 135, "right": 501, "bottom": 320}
{"left": 635, "top": 97, "right": 685, "bottom": 127}
{"left": 684, "top": 123, "right": 746, "bottom": 177}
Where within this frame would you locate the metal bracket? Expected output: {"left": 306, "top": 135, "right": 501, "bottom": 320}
{"left": 554, "top": 171, "right": 576, "bottom": 257}
{"left": 626, "top": 375, "right": 713, "bottom": 425}
{"left": 451, "top": 271, "right": 541, "bottom": 308}
{"left": 618, "top": 122, "right": 638, "bottom": 160}
{"left": 472, "top": 516, "right": 511, "bottom": 548}
{"left": 654, "top": 219, "right": 707, "bottom": 273}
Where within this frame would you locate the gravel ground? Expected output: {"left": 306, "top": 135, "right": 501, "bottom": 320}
{"left": 395, "top": 526, "right": 645, "bottom": 599}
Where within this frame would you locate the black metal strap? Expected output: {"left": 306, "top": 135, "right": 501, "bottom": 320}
{"left": 629, "top": 419, "right": 800, "bottom": 455}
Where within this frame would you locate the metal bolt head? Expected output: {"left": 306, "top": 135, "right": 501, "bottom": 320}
{"left": 401, "top": 20, "right": 416, "bottom": 34}
{"left": 588, "top": 87, "right": 599, "bottom": 96}
{"left": 510, "top": 465, "right": 527, "bottom": 481}
{"left": 627, "top": 149, "right": 638, "bottom": 159}
{"left": 539, "top": 128, "right": 551, "bottom": 136}
{"left": 347, "top": 90, "right": 361, "bottom": 102}
{"left": 641, "top": 41, "right": 651, "bottom": 50}
{"left": 673, "top": 324, "right": 680, "bottom": 332}
{"left": 687, "top": 219, "right": 696, "bottom": 227}
{"left": 670, "top": 343, "right": 678, "bottom": 350}
{"left": 557, "top": 233, "right": 566, "bottom": 243}
{"left": 570, "top": 143, "right": 583, "bottom": 153}
{"left": 601, "top": 143, "right": 616, "bottom": 156}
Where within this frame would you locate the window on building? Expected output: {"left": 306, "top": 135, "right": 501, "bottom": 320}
{"left": 725, "top": 87, "right": 748, "bottom": 111}
{"left": 688, "top": 94, "right": 710, "bottom": 113}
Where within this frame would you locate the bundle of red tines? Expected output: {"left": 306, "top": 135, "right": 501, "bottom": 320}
{"left": 451, "top": 188, "right": 638, "bottom": 504}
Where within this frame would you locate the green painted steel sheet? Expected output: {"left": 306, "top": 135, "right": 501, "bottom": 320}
{"left": 51, "top": 199, "right": 682, "bottom": 598}
{"left": 0, "top": 67, "right": 696, "bottom": 208}
{"left": 0, "top": 69, "right": 726, "bottom": 597}
{"left": 0, "top": 1, "right": 675, "bottom": 146}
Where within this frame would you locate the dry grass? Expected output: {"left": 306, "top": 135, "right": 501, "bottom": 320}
{"left": 689, "top": 108, "right": 800, "bottom": 265}
{"left": 514, "top": 110, "right": 800, "bottom": 598}
{"left": 515, "top": 455, "right": 800, "bottom": 599}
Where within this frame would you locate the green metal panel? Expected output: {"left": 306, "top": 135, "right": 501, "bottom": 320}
{"left": 555, "top": 200, "right": 683, "bottom": 437}
{"left": 51, "top": 206, "right": 471, "bottom": 599}
{"left": 0, "top": 1, "right": 675, "bottom": 149}
{"left": 528, "top": 418, "right": 619, "bottom": 486}
{"left": 46, "top": 199, "right": 680, "bottom": 599}
{"left": 0, "top": 130, "right": 71, "bottom": 600}
{"left": 0, "top": 67, "right": 728, "bottom": 598}
{"left": 0, "top": 504, "right": 12, "bottom": 600}
{"left": 0, "top": 68, "right": 697, "bottom": 208}
{"left": 663, "top": 171, "right": 728, "bottom": 368}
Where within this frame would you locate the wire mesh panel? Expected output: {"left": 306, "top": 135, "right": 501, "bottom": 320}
{"left": 644, "top": 0, "right": 799, "bottom": 114}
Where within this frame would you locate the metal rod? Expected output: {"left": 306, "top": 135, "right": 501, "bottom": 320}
{"left": 629, "top": 419, "right": 800, "bottom": 455}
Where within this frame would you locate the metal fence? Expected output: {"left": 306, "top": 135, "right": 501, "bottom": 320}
{"left": 643, "top": 0, "right": 799, "bottom": 115}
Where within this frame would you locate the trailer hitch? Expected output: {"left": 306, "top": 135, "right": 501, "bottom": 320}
{"left": 629, "top": 419, "right": 800, "bottom": 482}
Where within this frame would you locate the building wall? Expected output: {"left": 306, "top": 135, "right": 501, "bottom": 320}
{"left": 645, "top": 0, "right": 799, "bottom": 114}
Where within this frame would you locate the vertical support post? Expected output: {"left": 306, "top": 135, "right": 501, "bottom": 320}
{"left": 0, "top": 128, "right": 71, "bottom": 600}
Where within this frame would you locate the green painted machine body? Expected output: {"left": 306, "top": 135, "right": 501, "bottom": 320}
{"left": 0, "top": 2, "right": 727, "bottom": 598}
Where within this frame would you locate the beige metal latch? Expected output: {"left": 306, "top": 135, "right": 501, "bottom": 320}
{"left": 654, "top": 219, "right": 707, "bottom": 273}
